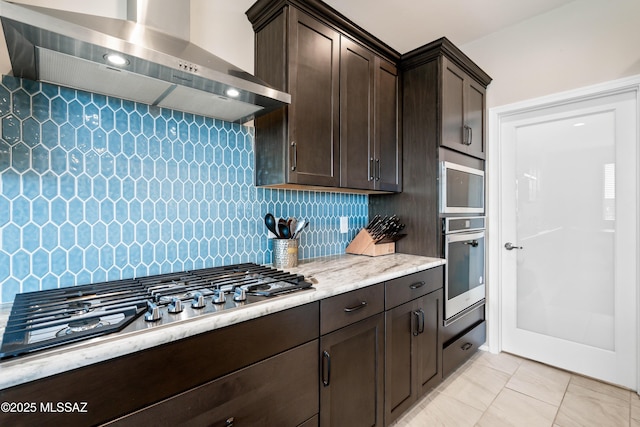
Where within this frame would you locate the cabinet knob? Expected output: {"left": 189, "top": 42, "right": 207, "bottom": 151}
{"left": 225, "top": 417, "right": 235, "bottom": 426}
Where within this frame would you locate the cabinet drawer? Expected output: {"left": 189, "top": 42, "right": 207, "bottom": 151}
{"left": 385, "top": 266, "right": 443, "bottom": 309}
{"left": 320, "top": 283, "right": 384, "bottom": 335}
{"left": 441, "top": 303, "right": 485, "bottom": 345}
{"left": 108, "top": 341, "right": 319, "bottom": 426}
{"left": 442, "top": 321, "right": 486, "bottom": 378}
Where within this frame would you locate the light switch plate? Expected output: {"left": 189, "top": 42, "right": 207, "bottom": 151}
{"left": 340, "top": 216, "right": 348, "bottom": 234}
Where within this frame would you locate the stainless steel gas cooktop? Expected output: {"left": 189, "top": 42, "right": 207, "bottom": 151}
{"left": 0, "top": 263, "right": 313, "bottom": 359}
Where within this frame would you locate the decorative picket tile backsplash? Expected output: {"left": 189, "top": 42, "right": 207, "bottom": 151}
{"left": 0, "top": 76, "right": 368, "bottom": 303}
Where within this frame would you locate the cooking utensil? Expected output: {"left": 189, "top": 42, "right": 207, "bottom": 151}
{"left": 288, "top": 218, "right": 297, "bottom": 236}
{"left": 365, "top": 215, "right": 380, "bottom": 230}
{"left": 293, "top": 220, "right": 308, "bottom": 238}
{"left": 265, "top": 213, "right": 280, "bottom": 238}
{"left": 366, "top": 214, "right": 403, "bottom": 242}
{"left": 278, "top": 223, "right": 291, "bottom": 239}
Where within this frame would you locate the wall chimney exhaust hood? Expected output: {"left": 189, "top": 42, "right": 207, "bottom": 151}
{"left": 0, "top": 0, "right": 290, "bottom": 123}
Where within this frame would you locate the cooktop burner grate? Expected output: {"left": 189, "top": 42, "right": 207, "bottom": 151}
{"left": 0, "top": 263, "right": 312, "bottom": 359}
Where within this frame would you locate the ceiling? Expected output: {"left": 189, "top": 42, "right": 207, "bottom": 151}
{"left": 322, "top": 0, "right": 577, "bottom": 54}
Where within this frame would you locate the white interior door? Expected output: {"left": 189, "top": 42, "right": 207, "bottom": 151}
{"left": 498, "top": 87, "right": 637, "bottom": 389}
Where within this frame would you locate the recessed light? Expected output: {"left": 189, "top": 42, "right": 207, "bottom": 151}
{"left": 226, "top": 88, "right": 240, "bottom": 98}
{"left": 573, "top": 122, "right": 585, "bottom": 127}
{"left": 103, "top": 53, "right": 129, "bottom": 66}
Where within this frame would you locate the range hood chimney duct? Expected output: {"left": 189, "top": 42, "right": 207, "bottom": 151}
{"left": 0, "top": 0, "right": 290, "bottom": 123}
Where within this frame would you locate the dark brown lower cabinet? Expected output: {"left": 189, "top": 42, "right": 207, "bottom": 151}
{"left": 385, "top": 289, "right": 442, "bottom": 425}
{"left": 442, "top": 304, "right": 486, "bottom": 378}
{"left": 320, "top": 314, "right": 384, "bottom": 427}
{"left": 107, "top": 340, "right": 319, "bottom": 426}
{"left": 0, "top": 303, "right": 319, "bottom": 427}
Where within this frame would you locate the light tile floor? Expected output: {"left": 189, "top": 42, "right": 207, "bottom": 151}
{"left": 393, "top": 350, "right": 640, "bottom": 427}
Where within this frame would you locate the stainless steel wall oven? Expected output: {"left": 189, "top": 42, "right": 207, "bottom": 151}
{"left": 443, "top": 216, "right": 486, "bottom": 320}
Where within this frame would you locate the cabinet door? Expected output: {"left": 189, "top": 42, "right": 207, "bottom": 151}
{"left": 416, "top": 289, "right": 442, "bottom": 395}
{"left": 289, "top": 9, "right": 340, "bottom": 186}
{"left": 339, "top": 36, "right": 375, "bottom": 190}
{"left": 441, "top": 58, "right": 466, "bottom": 153}
{"left": 374, "top": 58, "right": 401, "bottom": 192}
{"left": 441, "top": 58, "right": 486, "bottom": 159}
{"left": 320, "top": 314, "right": 384, "bottom": 427}
{"left": 465, "top": 78, "right": 486, "bottom": 159}
{"left": 385, "top": 289, "right": 442, "bottom": 425}
{"left": 385, "top": 299, "right": 418, "bottom": 425}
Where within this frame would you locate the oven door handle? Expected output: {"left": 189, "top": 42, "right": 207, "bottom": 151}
{"left": 446, "top": 230, "right": 485, "bottom": 244}
{"left": 463, "top": 240, "right": 479, "bottom": 247}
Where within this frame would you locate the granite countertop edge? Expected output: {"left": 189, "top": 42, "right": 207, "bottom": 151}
{"left": 0, "top": 253, "right": 445, "bottom": 390}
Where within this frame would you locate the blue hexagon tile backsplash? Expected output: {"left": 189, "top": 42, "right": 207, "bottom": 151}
{"left": 0, "top": 76, "right": 368, "bottom": 303}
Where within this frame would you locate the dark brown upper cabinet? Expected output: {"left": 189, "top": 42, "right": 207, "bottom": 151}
{"left": 247, "top": 0, "right": 401, "bottom": 193}
{"left": 442, "top": 57, "right": 487, "bottom": 159}
{"left": 400, "top": 37, "right": 491, "bottom": 161}
{"left": 370, "top": 38, "right": 491, "bottom": 258}
{"left": 340, "top": 37, "right": 401, "bottom": 192}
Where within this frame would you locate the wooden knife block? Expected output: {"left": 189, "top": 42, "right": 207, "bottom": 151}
{"left": 346, "top": 229, "right": 395, "bottom": 257}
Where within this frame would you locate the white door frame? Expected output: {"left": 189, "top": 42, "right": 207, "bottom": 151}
{"left": 486, "top": 75, "right": 640, "bottom": 390}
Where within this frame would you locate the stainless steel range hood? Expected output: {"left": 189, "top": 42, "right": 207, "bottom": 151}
{"left": 0, "top": 0, "right": 290, "bottom": 123}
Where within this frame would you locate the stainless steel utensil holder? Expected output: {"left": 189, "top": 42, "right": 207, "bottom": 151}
{"left": 272, "top": 239, "right": 298, "bottom": 268}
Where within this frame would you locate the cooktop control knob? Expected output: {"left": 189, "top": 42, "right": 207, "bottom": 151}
{"left": 168, "top": 297, "right": 183, "bottom": 314}
{"left": 144, "top": 301, "right": 162, "bottom": 322}
{"left": 233, "top": 287, "right": 246, "bottom": 302}
{"left": 212, "top": 288, "right": 226, "bottom": 304}
{"left": 191, "top": 292, "right": 206, "bottom": 309}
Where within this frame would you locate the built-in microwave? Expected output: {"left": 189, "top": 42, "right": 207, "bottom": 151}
{"left": 439, "top": 161, "right": 485, "bottom": 214}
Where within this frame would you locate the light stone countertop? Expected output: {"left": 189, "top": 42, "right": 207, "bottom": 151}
{"left": 0, "top": 253, "right": 444, "bottom": 390}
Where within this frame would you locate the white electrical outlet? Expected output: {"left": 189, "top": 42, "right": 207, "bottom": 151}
{"left": 339, "top": 216, "right": 348, "bottom": 234}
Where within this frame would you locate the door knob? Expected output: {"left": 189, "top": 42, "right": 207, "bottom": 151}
{"left": 504, "top": 242, "right": 523, "bottom": 250}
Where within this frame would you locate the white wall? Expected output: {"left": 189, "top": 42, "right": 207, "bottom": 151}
{"left": 460, "top": 0, "right": 640, "bottom": 109}
{"left": 3, "top": 0, "right": 638, "bottom": 99}
{"left": 190, "top": 0, "right": 256, "bottom": 73}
